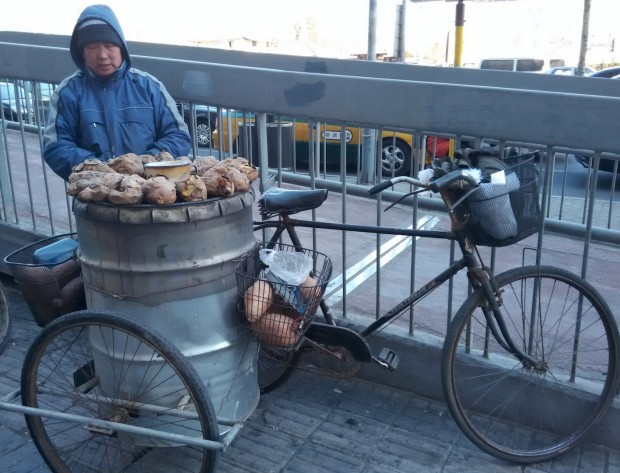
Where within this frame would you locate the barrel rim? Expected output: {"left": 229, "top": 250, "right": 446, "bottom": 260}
{"left": 72, "top": 188, "right": 255, "bottom": 223}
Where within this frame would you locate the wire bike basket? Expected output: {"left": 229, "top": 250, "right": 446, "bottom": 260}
{"left": 4, "top": 233, "right": 86, "bottom": 327}
{"left": 459, "top": 154, "right": 541, "bottom": 247}
{"left": 235, "top": 242, "right": 332, "bottom": 349}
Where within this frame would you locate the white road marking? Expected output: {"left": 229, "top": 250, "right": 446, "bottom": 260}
{"left": 324, "top": 215, "right": 441, "bottom": 305}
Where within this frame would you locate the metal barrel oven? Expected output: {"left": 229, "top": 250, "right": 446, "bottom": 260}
{"left": 72, "top": 190, "right": 259, "bottom": 430}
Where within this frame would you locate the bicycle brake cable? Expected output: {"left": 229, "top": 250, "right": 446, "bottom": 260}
{"left": 383, "top": 189, "right": 427, "bottom": 212}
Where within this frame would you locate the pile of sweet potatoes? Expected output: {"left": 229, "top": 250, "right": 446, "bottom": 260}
{"left": 66, "top": 152, "right": 258, "bottom": 204}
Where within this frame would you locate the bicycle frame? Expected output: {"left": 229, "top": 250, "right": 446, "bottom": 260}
{"left": 253, "top": 212, "right": 542, "bottom": 369}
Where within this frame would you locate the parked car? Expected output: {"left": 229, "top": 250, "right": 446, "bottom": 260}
{"left": 176, "top": 102, "right": 218, "bottom": 148}
{"left": 589, "top": 66, "right": 620, "bottom": 78}
{"left": 29, "top": 82, "right": 54, "bottom": 123}
{"left": 541, "top": 65, "right": 595, "bottom": 76}
{"left": 0, "top": 81, "right": 30, "bottom": 123}
{"left": 479, "top": 57, "right": 565, "bottom": 72}
{"left": 574, "top": 154, "right": 619, "bottom": 173}
{"left": 212, "top": 111, "right": 434, "bottom": 176}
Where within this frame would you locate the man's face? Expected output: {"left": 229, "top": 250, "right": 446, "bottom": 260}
{"left": 83, "top": 42, "right": 123, "bottom": 78}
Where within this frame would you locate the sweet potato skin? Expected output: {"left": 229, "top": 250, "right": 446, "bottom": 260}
{"left": 251, "top": 312, "right": 300, "bottom": 347}
{"left": 142, "top": 176, "right": 177, "bottom": 205}
{"left": 244, "top": 280, "right": 274, "bottom": 322}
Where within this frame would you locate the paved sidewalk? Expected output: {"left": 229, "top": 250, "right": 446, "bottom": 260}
{"left": 1, "top": 277, "right": 620, "bottom": 473}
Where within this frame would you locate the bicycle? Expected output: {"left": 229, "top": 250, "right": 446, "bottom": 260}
{"left": 238, "top": 153, "right": 620, "bottom": 464}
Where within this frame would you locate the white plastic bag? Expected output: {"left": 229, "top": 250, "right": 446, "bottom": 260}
{"left": 258, "top": 249, "right": 313, "bottom": 285}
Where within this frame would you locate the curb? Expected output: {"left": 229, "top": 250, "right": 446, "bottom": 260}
{"left": 334, "top": 314, "right": 620, "bottom": 451}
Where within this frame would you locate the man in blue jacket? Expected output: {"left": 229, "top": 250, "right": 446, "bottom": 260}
{"left": 43, "top": 4, "right": 191, "bottom": 180}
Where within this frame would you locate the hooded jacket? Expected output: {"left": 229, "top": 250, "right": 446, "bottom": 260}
{"left": 43, "top": 4, "right": 191, "bottom": 180}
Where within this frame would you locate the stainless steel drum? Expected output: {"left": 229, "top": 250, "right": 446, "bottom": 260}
{"left": 72, "top": 190, "right": 259, "bottom": 430}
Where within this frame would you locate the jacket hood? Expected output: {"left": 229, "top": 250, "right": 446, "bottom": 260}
{"left": 70, "top": 4, "right": 131, "bottom": 71}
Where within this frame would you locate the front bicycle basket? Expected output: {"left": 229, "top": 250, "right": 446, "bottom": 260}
{"left": 235, "top": 242, "right": 332, "bottom": 349}
{"left": 463, "top": 154, "right": 541, "bottom": 247}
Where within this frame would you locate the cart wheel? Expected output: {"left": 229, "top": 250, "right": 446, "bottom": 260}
{"left": 0, "top": 282, "right": 11, "bottom": 355}
{"left": 21, "top": 310, "right": 220, "bottom": 473}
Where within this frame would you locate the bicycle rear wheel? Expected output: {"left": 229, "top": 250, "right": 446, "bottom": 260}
{"left": 21, "top": 310, "right": 220, "bottom": 473}
{"left": 258, "top": 345, "right": 298, "bottom": 394}
{"left": 257, "top": 301, "right": 334, "bottom": 394}
{"left": 442, "top": 265, "right": 620, "bottom": 464}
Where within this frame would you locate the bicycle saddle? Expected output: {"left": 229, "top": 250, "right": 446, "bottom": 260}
{"left": 258, "top": 188, "right": 328, "bottom": 217}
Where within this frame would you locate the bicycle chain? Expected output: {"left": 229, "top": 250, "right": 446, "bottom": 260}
{"left": 260, "top": 342, "right": 362, "bottom": 379}
{"left": 291, "top": 345, "right": 363, "bottom": 379}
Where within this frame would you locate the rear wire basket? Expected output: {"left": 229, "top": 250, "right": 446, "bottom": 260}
{"left": 235, "top": 242, "right": 332, "bottom": 349}
{"left": 461, "top": 154, "right": 541, "bottom": 247}
{"left": 4, "top": 233, "right": 86, "bottom": 327}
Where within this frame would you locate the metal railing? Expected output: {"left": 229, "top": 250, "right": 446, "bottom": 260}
{"left": 0, "top": 32, "right": 619, "bottom": 339}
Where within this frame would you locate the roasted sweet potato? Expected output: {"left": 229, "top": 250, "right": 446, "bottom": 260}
{"left": 192, "top": 156, "right": 219, "bottom": 176}
{"left": 72, "top": 159, "right": 116, "bottom": 174}
{"left": 175, "top": 174, "right": 208, "bottom": 202}
{"left": 142, "top": 176, "right": 177, "bottom": 205}
{"left": 68, "top": 170, "right": 120, "bottom": 184}
{"left": 107, "top": 153, "right": 145, "bottom": 176}
{"left": 107, "top": 175, "right": 145, "bottom": 204}
{"left": 299, "top": 275, "right": 318, "bottom": 301}
{"left": 225, "top": 167, "right": 250, "bottom": 192}
{"left": 140, "top": 154, "right": 159, "bottom": 164}
{"left": 251, "top": 312, "right": 300, "bottom": 347}
{"left": 200, "top": 172, "right": 234, "bottom": 197}
{"left": 244, "top": 280, "right": 274, "bottom": 322}
{"left": 155, "top": 150, "right": 175, "bottom": 162}
{"left": 67, "top": 172, "right": 124, "bottom": 197}
{"left": 77, "top": 184, "right": 111, "bottom": 202}
{"left": 230, "top": 158, "right": 258, "bottom": 181}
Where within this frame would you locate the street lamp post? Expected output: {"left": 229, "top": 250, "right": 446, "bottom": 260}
{"left": 395, "top": 0, "right": 407, "bottom": 62}
{"left": 577, "top": 0, "right": 591, "bottom": 76}
{"left": 453, "top": 0, "right": 465, "bottom": 67}
{"left": 360, "top": 0, "right": 378, "bottom": 185}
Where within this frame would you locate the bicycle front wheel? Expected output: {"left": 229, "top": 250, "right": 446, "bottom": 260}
{"left": 442, "top": 265, "right": 620, "bottom": 464}
{"left": 21, "top": 310, "right": 220, "bottom": 473}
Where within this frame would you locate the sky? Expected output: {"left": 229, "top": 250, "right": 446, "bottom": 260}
{"left": 1, "top": 0, "right": 383, "bottom": 57}
{"left": 1, "top": 0, "right": 618, "bottom": 65}
{"left": 1, "top": 1, "right": 369, "bottom": 43}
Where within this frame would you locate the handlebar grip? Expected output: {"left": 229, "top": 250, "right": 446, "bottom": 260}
{"left": 368, "top": 180, "right": 393, "bottom": 195}
{"left": 428, "top": 170, "right": 478, "bottom": 193}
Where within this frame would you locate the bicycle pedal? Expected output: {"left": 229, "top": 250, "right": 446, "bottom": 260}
{"left": 377, "top": 348, "right": 400, "bottom": 371}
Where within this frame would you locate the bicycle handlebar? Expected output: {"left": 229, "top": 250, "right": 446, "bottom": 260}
{"left": 368, "top": 169, "right": 479, "bottom": 196}
{"left": 428, "top": 170, "right": 479, "bottom": 193}
{"left": 368, "top": 180, "right": 395, "bottom": 195}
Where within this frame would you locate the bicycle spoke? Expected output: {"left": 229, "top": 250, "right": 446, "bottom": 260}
{"left": 443, "top": 266, "right": 619, "bottom": 463}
